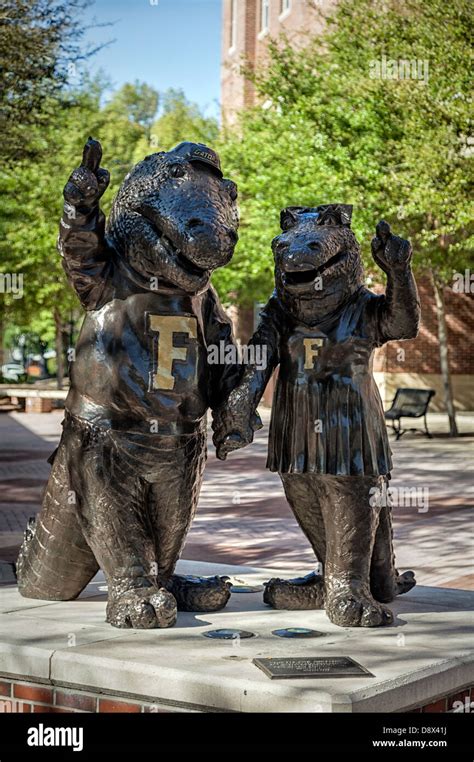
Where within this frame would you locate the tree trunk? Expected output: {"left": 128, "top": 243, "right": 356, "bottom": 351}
{"left": 54, "top": 309, "right": 64, "bottom": 391}
{"left": 430, "top": 269, "right": 458, "bottom": 437}
{"left": 0, "top": 313, "right": 4, "bottom": 371}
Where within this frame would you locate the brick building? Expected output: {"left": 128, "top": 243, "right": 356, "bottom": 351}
{"left": 372, "top": 276, "right": 474, "bottom": 411}
{"left": 221, "top": 0, "right": 332, "bottom": 124}
{"left": 220, "top": 0, "right": 474, "bottom": 410}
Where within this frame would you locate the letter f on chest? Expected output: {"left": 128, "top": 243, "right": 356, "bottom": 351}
{"left": 148, "top": 315, "right": 198, "bottom": 390}
{"left": 303, "top": 337, "right": 325, "bottom": 370}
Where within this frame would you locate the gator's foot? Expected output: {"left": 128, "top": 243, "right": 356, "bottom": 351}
{"left": 396, "top": 570, "right": 416, "bottom": 595}
{"left": 106, "top": 586, "right": 177, "bottom": 629}
{"left": 166, "top": 574, "right": 232, "bottom": 612}
{"left": 325, "top": 580, "right": 393, "bottom": 628}
{"left": 372, "top": 569, "right": 416, "bottom": 603}
{"left": 263, "top": 571, "right": 325, "bottom": 610}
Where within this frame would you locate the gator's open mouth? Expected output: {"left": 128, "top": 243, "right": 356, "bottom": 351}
{"left": 174, "top": 246, "right": 207, "bottom": 276}
{"left": 283, "top": 250, "right": 348, "bottom": 288}
{"left": 146, "top": 218, "right": 208, "bottom": 278}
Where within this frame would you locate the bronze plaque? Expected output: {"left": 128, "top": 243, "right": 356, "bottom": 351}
{"left": 253, "top": 656, "right": 374, "bottom": 679}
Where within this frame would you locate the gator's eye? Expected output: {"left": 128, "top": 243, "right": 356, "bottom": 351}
{"left": 223, "top": 180, "right": 238, "bottom": 201}
{"left": 169, "top": 163, "right": 186, "bottom": 178}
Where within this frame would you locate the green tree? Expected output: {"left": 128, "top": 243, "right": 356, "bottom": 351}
{"left": 1, "top": 79, "right": 159, "bottom": 387}
{"left": 104, "top": 81, "right": 159, "bottom": 139}
{"left": 133, "top": 88, "right": 219, "bottom": 159}
{"left": 217, "top": 0, "right": 473, "bottom": 434}
{"left": 0, "top": 0, "right": 105, "bottom": 164}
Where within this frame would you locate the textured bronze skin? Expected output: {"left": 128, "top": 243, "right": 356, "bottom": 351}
{"left": 17, "top": 139, "right": 239, "bottom": 628}
{"left": 213, "top": 205, "right": 420, "bottom": 627}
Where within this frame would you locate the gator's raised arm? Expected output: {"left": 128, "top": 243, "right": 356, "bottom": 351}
{"left": 371, "top": 220, "right": 420, "bottom": 342}
{"left": 58, "top": 138, "right": 111, "bottom": 309}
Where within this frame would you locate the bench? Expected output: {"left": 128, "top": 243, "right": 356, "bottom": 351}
{"left": 384, "top": 388, "right": 436, "bottom": 440}
{"left": 1, "top": 386, "right": 68, "bottom": 413}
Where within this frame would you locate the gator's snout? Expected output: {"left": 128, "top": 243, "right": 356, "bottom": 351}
{"left": 273, "top": 228, "right": 349, "bottom": 291}
{"left": 272, "top": 205, "right": 364, "bottom": 313}
{"left": 182, "top": 213, "right": 239, "bottom": 267}
{"left": 107, "top": 143, "right": 239, "bottom": 293}
{"left": 135, "top": 201, "right": 238, "bottom": 272}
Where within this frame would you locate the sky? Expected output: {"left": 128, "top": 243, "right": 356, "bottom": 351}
{"left": 81, "top": 0, "right": 223, "bottom": 119}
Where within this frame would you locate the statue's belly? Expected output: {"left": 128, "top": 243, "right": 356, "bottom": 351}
{"left": 67, "top": 293, "right": 209, "bottom": 432}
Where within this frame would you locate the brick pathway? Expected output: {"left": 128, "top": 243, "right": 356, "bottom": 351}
{"left": 0, "top": 409, "right": 473, "bottom": 589}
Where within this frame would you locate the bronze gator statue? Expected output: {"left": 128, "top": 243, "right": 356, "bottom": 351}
{"left": 213, "top": 204, "right": 420, "bottom": 628}
{"left": 17, "top": 139, "right": 240, "bottom": 628}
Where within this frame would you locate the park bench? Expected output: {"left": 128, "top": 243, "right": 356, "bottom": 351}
{"left": 384, "top": 387, "right": 436, "bottom": 440}
{"left": 0, "top": 386, "right": 68, "bottom": 413}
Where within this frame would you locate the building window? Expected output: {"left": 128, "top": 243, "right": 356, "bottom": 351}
{"left": 260, "top": 0, "right": 270, "bottom": 34}
{"left": 229, "top": 0, "right": 237, "bottom": 52}
{"left": 280, "top": 0, "right": 291, "bottom": 15}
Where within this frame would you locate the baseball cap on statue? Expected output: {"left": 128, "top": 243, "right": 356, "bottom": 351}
{"left": 170, "top": 142, "right": 223, "bottom": 178}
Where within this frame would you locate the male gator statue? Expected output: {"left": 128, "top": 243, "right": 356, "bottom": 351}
{"left": 213, "top": 204, "right": 420, "bottom": 628}
{"left": 17, "top": 139, "right": 240, "bottom": 628}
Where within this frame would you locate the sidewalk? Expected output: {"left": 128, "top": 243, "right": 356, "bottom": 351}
{"left": 0, "top": 409, "right": 473, "bottom": 589}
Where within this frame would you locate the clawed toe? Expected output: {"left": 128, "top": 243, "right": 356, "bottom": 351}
{"left": 166, "top": 574, "right": 232, "bottom": 612}
{"left": 326, "top": 587, "right": 393, "bottom": 628}
{"left": 371, "top": 568, "right": 417, "bottom": 603}
{"left": 264, "top": 571, "right": 325, "bottom": 610}
{"left": 106, "top": 586, "right": 177, "bottom": 629}
{"left": 396, "top": 570, "right": 416, "bottom": 596}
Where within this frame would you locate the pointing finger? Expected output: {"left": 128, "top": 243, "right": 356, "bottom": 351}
{"left": 375, "top": 219, "right": 391, "bottom": 244}
{"left": 81, "top": 137, "right": 102, "bottom": 174}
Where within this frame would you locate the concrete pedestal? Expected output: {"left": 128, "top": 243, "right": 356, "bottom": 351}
{"left": 0, "top": 560, "right": 472, "bottom": 713}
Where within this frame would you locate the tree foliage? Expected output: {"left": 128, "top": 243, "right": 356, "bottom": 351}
{"left": 215, "top": 0, "right": 473, "bottom": 304}
{"left": 0, "top": 81, "right": 220, "bottom": 368}
{"left": 0, "top": 79, "right": 159, "bottom": 359}
{"left": 0, "top": 0, "right": 105, "bottom": 164}
{"left": 105, "top": 81, "right": 159, "bottom": 137}
{"left": 132, "top": 88, "right": 219, "bottom": 161}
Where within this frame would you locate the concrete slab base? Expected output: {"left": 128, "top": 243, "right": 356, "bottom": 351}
{"left": 0, "top": 560, "right": 473, "bottom": 713}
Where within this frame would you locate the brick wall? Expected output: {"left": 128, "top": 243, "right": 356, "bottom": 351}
{"left": 0, "top": 676, "right": 472, "bottom": 713}
{"left": 234, "top": 276, "right": 474, "bottom": 377}
{"left": 0, "top": 678, "right": 177, "bottom": 714}
{"left": 221, "top": 0, "right": 258, "bottom": 124}
{"left": 221, "top": 0, "right": 334, "bottom": 123}
{"left": 374, "top": 276, "right": 474, "bottom": 376}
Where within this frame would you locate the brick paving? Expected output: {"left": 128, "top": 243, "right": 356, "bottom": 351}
{"left": 0, "top": 409, "right": 473, "bottom": 589}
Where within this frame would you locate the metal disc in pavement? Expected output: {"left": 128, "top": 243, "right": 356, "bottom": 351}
{"left": 203, "top": 629, "right": 256, "bottom": 640}
{"left": 272, "top": 627, "right": 325, "bottom": 639}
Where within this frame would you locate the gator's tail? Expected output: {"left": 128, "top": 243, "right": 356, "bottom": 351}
{"left": 16, "top": 441, "right": 99, "bottom": 600}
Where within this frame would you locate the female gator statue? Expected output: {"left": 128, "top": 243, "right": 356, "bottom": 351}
{"left": 213, "top": 204, "right": 420, "bottom": 628}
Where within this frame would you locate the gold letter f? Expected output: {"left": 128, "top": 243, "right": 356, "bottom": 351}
{"left": 149, "top": 315, "right": 197, "bottom": 390}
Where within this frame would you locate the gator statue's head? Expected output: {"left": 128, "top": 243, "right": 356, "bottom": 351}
{"left": 107, "top": 142, "right": 239, "bottom": 293}
{"left": 272, "top": 204, "right": 364, "bottom": 322}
